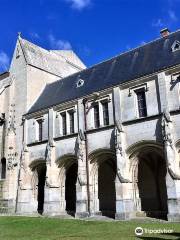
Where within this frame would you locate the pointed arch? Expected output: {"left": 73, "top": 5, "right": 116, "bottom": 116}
{"left": 127, "top": 140, "right": 167, "bottom": 220}
{"left": 88, "top": 148, "right": 116, "bottom": 218}
{"left": 56, "top": 154, "right": 77, "bottom": 216}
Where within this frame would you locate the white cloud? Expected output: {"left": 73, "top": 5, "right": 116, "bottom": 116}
{"left": 152, "top": 18, "right": 164, "bottom": 28}
{"left": 126, "top": 45, "right": 131, "bottom": 51}
{"left": 140, "top": 41, "right": 146, "bottom": 46}
{"left": 0, "top": 51, "right": 9, "bottom": 72}
{"left": 168, "top": 10, "right": 178, "bottom": 22}
{"left": 30, "top": 32, "right": 40, "bottom": 39}
{"left": 48, "top": 34, "right": 72, "bottom": 50}
{"left": 65, "top": 0, "right": 91, "bottom": 10}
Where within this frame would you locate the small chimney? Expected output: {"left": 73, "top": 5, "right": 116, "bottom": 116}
{"left": 160, "top": 28, "right": 170, "bottom": 37}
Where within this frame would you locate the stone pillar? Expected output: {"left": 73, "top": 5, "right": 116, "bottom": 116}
{"left": 158, "top": 73, "right": 180, "bottom": 221}
{"left": 59, "top": 167, "right": 66, "bottom": 215}
{"left": 157, "top": 72, "right": 169, "bottom": 113}
{"left": 16, "top": 119, "right": 37, "bottom": 214}
{"left": 75, "top": 99, "right": 89, "bottom": 218}
{"left": 113, "top": 87, "right": 134, "bottom": 220}
{"left": 163, "top": 132, "right": 180, "bottom": 221}
{"left": 43, "top": 108, "right": 61, "bottom": 216}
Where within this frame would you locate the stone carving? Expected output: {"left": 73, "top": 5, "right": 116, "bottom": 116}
{"left": 161, "top": 108, "right": 180, "bottom": 180}
{"left": 7, "top": 104, "right": 16, "bottom": 134}
{"left": 49, "top": 136, "right": 55, "bottom": 147}
{"left": 115, "top": 120, "right": 131, "bottom": 183}
{"left": 45, "top": 141, "right": 52, "bottom": 163}
{"left": 77, "top": 130, "right": 87, "bottom": 186}
{"left": 161, "top": 108, "right": 173, "bottom": 147}
{"left": 114, "top": 120, "right": 123, "bottom": 156}
{"left": 7, "top": 153, "right": 18, "bottom": 170}
{"left": 77, "top": 130, "right": 85, "bottom": 162}
{"left": 77, "top": 174, "right": 86, "bottom": 186}
{"left": 45, "top": 136, "right": 55, "bottom": 164}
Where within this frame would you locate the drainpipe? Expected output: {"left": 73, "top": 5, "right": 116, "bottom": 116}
{"left": 82, "top": 98, "right": 90, "bottom": 216}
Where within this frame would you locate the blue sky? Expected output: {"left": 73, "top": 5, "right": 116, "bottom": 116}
{"left": 0, "top": 0, "right": 180, "bottom": 72}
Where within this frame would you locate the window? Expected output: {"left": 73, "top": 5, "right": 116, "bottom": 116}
{"left": 61, "top": 112, "right": 67, "bottom": 135}
{"left": 76, "top": 78, "right": 84, "bottom": 88}
{"left": 37, "top": 119, "right": 43, "bottom": 142}
{"left": 69, "top": 111, "right": 74, "bottom": 134}
{"left": 94, "top": 103, "right": 100, "bottom": 128}
{"left": 136, "top": 89, "right": 147, "bottom": 118}
{"left": 172, "top": 40, "right": 180, "bottom": 52}
{"left": 1, "top": 158, "right": 6, "bottom": 179}
{"left": 102, "top": 101, "right": 109, "bottom": 126}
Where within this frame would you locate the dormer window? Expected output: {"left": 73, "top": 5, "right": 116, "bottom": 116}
{"left": 171, "top": 40, "right": 180, "bottom": 52}
{"left": 76, "top": 79, "right": 84, "bottom": 88}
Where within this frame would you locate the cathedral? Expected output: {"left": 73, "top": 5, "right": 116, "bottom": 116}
{"left": 0, "top": 28, "right": 180, "bottom": 221}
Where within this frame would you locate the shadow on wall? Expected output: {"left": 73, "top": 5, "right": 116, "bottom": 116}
{"left": 137, "top": 150, "right": 168, "bottom": 220}
{"left": 155, "top": 118, "right": 163, "bottom": 143}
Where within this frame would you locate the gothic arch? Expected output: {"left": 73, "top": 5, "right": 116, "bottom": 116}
{"left": 127, "top": 140, "right": 168, "bottom": 220}
{"left": 127, "top": 140, "right": 163, "bottom": 159}
{"left": 89, "top": 148, "right": 116, "bottom": 218}
{"left": 56, "top": 154, "right": 78, "bottom": 216}
{"left": 29, "top": 160, "right": 47, "bottom": 214}
{"left": 127, "top": 140, "right": 163, "bottom": 179}
{"left": 29, "top": 158, "right": 46, "bottom": 171}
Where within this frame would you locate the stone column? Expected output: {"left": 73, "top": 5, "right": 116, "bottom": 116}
{"left": 161, "top": 110, "right": 180, "bottom": 221}
{"left": 16, "top": 118, "right": 37, "bottom": 214}
{"left": 158, "top": 72, "right": 180, "bottom": 221}
{"left": 59, "top": 167, "right": 66, "bottom": 215}
{"left": 75, "top": 99, "right": 89, "bottom": 218}
{"left": 43, "top": 108, "right": 61, "bottom": 216}
{"left": 113, "top": 87, "right": 134, "bottom": 220}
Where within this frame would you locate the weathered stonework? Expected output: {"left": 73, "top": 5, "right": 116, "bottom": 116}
{"left": 0, "top": 30, "right": 180, "bottom": 221}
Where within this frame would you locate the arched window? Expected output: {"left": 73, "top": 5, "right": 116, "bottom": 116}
{"left": 1, "top": 158, "right": 6, "bottom": 179}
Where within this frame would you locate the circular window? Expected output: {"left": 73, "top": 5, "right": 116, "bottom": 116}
{"left": 76, "top": 79, "right": 84, "bottom": 88}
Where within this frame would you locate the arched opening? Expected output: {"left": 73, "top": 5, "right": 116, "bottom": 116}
{"left": 1, "top": 158, "right": 6, "bottom": 179}
{"left": 65, "top": 162, "right": 78, "bottom": 216}
{"left": 36, "top": 164, "right": 47, "bottom": 214}
{"left": 137, "top": 150, "right": 168, "bottom": 220}
{"left": 98, "top": 159, "right": 116, "bottom": 218}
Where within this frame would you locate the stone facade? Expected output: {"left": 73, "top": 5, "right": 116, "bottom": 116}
{"left": 0, "top": 30, "right": 180, "bottom": 221}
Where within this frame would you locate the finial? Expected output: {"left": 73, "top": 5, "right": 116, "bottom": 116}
{"left": 18, "top": 32, "right": 22, "bottom": 38}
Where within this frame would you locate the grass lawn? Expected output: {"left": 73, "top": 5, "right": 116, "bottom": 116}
{"left": 0, "top": 216, "right": 179, "bottom": 240}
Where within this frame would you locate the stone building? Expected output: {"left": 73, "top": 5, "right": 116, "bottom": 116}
{"left": 0, "top": 28, "right": 180, "bottom": 221}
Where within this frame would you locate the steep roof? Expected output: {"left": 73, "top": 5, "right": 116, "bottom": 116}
{"left": 19, "top": 38, "right": 86, "bottom": 77}
{"left": 28, "top": 30, "right": 180, "bottom": 114}
{"left": 51, "top": 50, "right": 86, "bottom": 69}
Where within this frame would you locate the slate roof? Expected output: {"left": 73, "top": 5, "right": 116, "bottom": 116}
{"left": 28, "top": 30, "right": 180, "bottom": 114}
{"left": 19, "top": 38, "right": 86, "bottom": 77}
